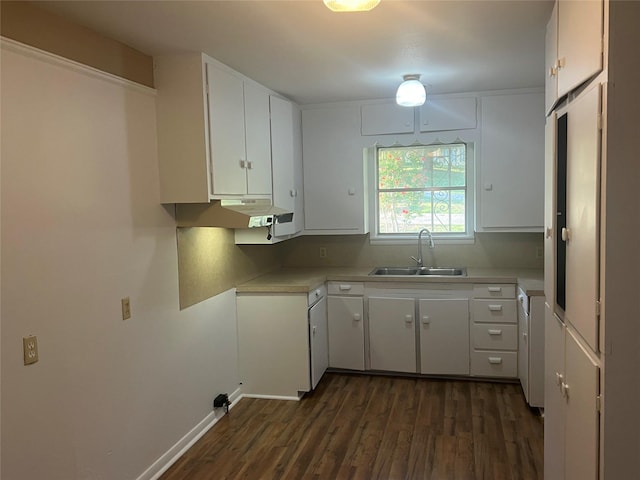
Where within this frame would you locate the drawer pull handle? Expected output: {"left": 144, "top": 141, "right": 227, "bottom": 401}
{"left": 405, "top": 314, "right": 413, "bottom": 324}
{"left": 339, "top": 285, "right": 352, "bottom": 291}
{"left": 488, "top": 329, "right": 502, "bottom": 335}
{"left": 488, "top": 287, "right": 502, "bottom": 293}
{"left": 422, "top": 315, "right": 430, "bottom": 325}
{"left": 488, "top": 357, "right": 503, "bottom": 365}
{"left": 353, "top": 313, "right": 361, "bottom": 321}
{"left": 488, "top": 305, "right": 503, "bottom": 312}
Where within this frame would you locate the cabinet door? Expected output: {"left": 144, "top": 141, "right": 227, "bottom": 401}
{"left": 327, "top": 296, "right": 365, "bottom": 370}
{"left": 368, "top": 297, "right": 416, "bottom": 373}
{"left": 419, "top": 97, "right": 477, "bottom": 132}
{"left": 544, "top": 306, "right": 565, "bottom": 480}
{"left": 564, "top": 329, "right": 600, "bottom": 480}
{"left": 244, "top": 82, "right": 272, "bottom": 196}
{"left": 207, "top": 63, "right": 247, "bottom": 195}
{"left": 557, "top": 0, "right": 604, "bottom": 99}
{"left": 361, "top": 102, "right": 414, "bottom": 135}
{"left": 564, "top": 84, "right": 601, "bottom": 351}
{"left": 418, "top": 299, "right": 469, "bottom": 375}
{"left": 545, "top": 2, "right": 559, "bottom": 113}
{"left": 302, "top": 106, "right": 368, "bottom": 233}
{"left": 544, "top": 113, "right": 556, "bottom": 304}
{"left": 270, "top": 95, "right": 297, "bottom": 237}
{"left": 309, "top": 296, "right": 328, "bottom": 389}
{"left": 479, "top": 93, "right": 545, "bottom": 230}
{"left": 517, "top": 294, "right": 530, "bottom": 402}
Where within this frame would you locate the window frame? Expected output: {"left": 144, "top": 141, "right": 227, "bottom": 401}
{"left": 368, "top": 142, "right": 476, "bottom": 245}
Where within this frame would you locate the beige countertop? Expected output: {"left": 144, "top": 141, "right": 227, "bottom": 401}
{"left": 237, "top": 266, "right": 544, "bottom": 296}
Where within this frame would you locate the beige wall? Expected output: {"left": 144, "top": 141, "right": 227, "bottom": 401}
{"left": 283, "top": 232, "right": 544, "bottom": 269}
{"left": 1, "top": 1, "right": 154, "bottom": 87}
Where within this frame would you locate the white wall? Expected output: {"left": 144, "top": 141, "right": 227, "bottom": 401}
{"left": 1, "top": 41, "right": 239, "bottom": 480}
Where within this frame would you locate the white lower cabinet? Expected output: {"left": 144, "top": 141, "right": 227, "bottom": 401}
{"left": 419, "top": 299, "right": 469, "bottom": 375}
{"left": 327, "top": 288, "right": 365, "bottom": 371}
{"left": 544, "top": 304, "right": 600, "bottom": 480}
{"left": 368, "top": 296, "right": 416, "bottom": 373}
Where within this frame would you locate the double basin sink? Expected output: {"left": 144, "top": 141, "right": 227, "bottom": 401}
{"left": 370, "top": 266, "right": 467, "bottom": 277}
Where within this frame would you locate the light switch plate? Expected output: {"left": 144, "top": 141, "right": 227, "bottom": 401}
{"left": 121, "top": 297, "right": 131, "bottom": 320}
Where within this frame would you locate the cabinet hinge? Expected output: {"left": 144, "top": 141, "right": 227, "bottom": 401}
{"left": 596, "top": 394, "right": 602, "bottom": 412}
{"left": 597, "top": 113, "right": 603, "bottom": 131}
{"left": 596, "top": 300, "right": 601, "bottom": 317}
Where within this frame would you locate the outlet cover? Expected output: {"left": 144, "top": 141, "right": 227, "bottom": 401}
{"left": 319, "top": 247, "right": 327, "bottom": 258}
{"left": 121, "top": 297, "right": 131, "bottom": 320}
{"left": 23, "top": 335, "right": 39, "bottom": 365}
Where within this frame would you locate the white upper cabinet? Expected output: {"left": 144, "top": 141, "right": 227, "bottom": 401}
{"left": 302, "top": 105, "right": 369, "bottom": 234}
{"left": 361, "top": 102, "right": 414, "bottom": 135}
{"left": 419, "top": 97, "right": 477, "bottom": 132}
{"left": 154, "top": 53, "right": 272, "bottom": 203}
{"left": 207, "top": 63, "right": 272, "bottom": 198}
{"left": 477, "top": 92, "right": 545, "bottom": 231}
{"left": 546, "top": 0, "right": 604, "bottom": 113}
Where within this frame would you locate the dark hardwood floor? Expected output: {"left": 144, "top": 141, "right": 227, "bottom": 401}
{"left": 160, "top": 373, "right": 543, "bottom": 480}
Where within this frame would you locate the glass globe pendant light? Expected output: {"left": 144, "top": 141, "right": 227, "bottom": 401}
{"left": 323, "top": 0, "right": 381, "bottom": 12}
{"left": 396, "top": 74, "right": 426, "bottom": 107}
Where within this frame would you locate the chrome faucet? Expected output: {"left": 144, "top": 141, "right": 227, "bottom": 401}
{"left": 411, "top": 228, "right": 435, "bottom": 267}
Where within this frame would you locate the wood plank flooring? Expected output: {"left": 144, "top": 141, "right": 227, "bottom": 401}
{"left": 160, "top": 373, "right": 543, "bottom": 480}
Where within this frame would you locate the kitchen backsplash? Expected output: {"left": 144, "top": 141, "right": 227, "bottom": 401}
{"left": 281, "top": 233, "right": 544, "bottom": 269}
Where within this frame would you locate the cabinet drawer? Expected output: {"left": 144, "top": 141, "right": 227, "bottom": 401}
{"left": 327, "top": 282, "right": 364, "bottom": 296}
{"left": 472, "top": 299, "right": 517, "bottom": 324}
{"left": 471, "top": 351, "right": 518, "bottom": 378}
{"left": 472, "top": 323, "right": 518, "bottom": 350}
{"left": 473, "top": 284, "right": 516, "bottom": 299}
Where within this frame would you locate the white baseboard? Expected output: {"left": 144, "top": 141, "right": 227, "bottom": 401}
{"left": 137, "top": 387, "right": 242, "bottom": 480}
{"left": 240, "top": 393, "right": 302, "bottom": 401}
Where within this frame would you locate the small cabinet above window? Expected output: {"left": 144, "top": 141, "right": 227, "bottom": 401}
{"left": 419, "top": 97, "right": 477, "bottom": 132}
{"left": 361, "top": 102, "right": 415, "bottom": 135}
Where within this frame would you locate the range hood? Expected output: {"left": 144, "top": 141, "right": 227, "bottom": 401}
{"left": 176, "top": 199, "right": 293, "bottom": 229}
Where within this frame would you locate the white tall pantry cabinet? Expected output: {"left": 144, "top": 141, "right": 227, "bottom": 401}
{"left": 543, "top": 1, "right": 640, "bottom": 479}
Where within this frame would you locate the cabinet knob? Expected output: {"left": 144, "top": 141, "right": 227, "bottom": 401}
{"left": 488, "top": 357, "right": 503, "bottom": 365}
{"left": 246, "top": 161, "right": 253, "bottom": 170}
{"left": 239, "top": 159, "right": 246, "bottom": 169}
{"left": 353, "top": 313, "right": 361, "bottom": 321}
{"left": 312, "top": 325, "right": 317, "bottom": 335}
{"left": 347, "top": 187, "right": 356, "bottom": 196}
{"left": 561, "top": 382, "right": 569, "bottom": 398}
{"left": 488, "top": 287, "right": 502, "bottom": 293}
{"left": 555, "top": 372, "right": 564, "bottom": 386}
{"left": 422, "top": 315, "right": 430, "bottom": 325}
{"left": 483, "top": 183, "right": 493, "bottom": 191}
{"left": 488, "top": 304, "right": 503, "bottom": 312}
{"left": 561, "top": 227, "right": 571, "bottom": 242}
{"left": 339, "top": 284, "right": 352, "bottom": 291}
{"left": 289, "top": 189, "right": 297, "bottom": 197}
{"left": 557, "top": 57, "right": 566, "bottom": 69}
{"left": 405, "top": 314, "right": 413, "bottom": 324}
{"left": 548, "top": 66, "right": 557, "bottom": 77}
{"left": 545, "top": 227, "right": 553, "bottom": 239}
{"left": 487, "top": 329, "right": 502, "bottom": 336}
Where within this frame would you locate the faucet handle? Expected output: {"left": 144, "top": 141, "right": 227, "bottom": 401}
{"left": 410, "top": 256, "right": 421, "bottom": 266}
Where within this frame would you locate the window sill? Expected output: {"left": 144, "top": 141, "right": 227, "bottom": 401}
{"left": 369, "top": 234, "right": 476, "bottom": 246}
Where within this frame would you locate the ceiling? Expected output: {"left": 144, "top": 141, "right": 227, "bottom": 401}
{"left": 34, "top": 0, "right": 554, "bottom": 105}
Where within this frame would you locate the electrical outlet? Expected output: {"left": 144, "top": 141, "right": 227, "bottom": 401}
{"left": 23, "top": 335, "right": 39, "bottom": 365}
{"left": 121, "top": 297, "right": 131, "bottom": 320}
{"left": 319, "top": 246, "right": 327, "bottom": 258}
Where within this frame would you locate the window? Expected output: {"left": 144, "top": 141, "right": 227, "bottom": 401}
{"left": 371, "top": 143, "right": 474, "bottom": 242}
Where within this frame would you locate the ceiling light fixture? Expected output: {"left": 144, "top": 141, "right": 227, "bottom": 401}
{"left": 396, "top": 74, "right": 427, "bottom": 107}
{"left": 323, "top": 0, "right": 381, "bottom": 13}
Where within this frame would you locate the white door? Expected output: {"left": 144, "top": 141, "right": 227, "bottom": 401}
{"left": 544, "top": 306, "right": 565, "bottom": 480}
{"left": 565, "top": 84, "right": 601, "bottom": 351}
{"left": 207, "top": 63, "right": 247, "bottom": 195}
{"left": 557, "top": 0, "right": 604, "bottom": 99}
{"left": 518, "top": 294, "right": 530, "bottom": 402}
{"left": 243, "top": 82, "right": 272, "bottom": 196}
{"left": 564, "top": 328, "right": 600, "bottom": 480}
{"left": 418, "top": 299, "right": 469, "bottom": 375}
{"left": 309, "top": 296, "right": 328, "bottom": 389}
{"left": 327, "top": 296, "right": 365, "bottom": 370}
{"left": 270, "top": 95, "right": 297, "bottom": 237}
{"left": 368, "top": 297, "right": 416, "bottom": 373}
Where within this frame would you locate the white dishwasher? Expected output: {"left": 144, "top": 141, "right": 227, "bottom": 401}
{"left": 517, "top": 287, "right": 545, "bottom": 408}
{"left": 308, "top": 286, "right": 329, "bottom": 389}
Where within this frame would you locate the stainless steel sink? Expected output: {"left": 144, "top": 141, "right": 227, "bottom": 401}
{"left": 417, "top": 267, "right": 466, "bottom": 276}
{"left": 370, "top": 267, "right": 419, "bottom": 276}
{"left": 369, "top": 266, "right": 466, "bottom": 276}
